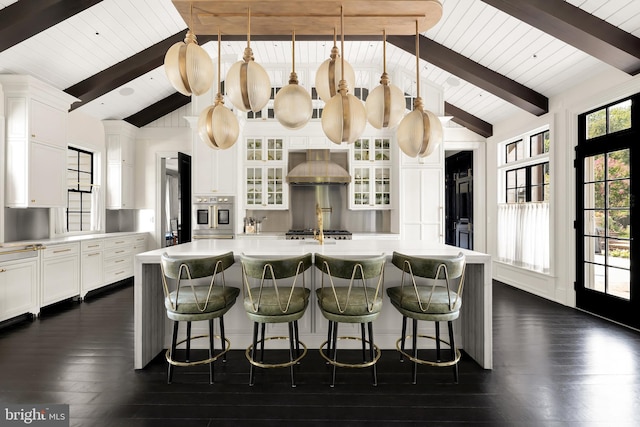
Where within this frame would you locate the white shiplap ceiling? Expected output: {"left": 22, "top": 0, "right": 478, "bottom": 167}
{"left": 0, "top": 0, "right": 639, "bottom": 131}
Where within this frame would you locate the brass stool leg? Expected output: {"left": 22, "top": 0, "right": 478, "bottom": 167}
{"left": 168, "top": 320, "right": 179, "bottom": 384}
{"left": 448, "top": 320, "right": 459, "bottom": 383}
{"left": 412, "top": 318, "right": 418, "bottom": 384}
{"left": 368, "top": 322, "right": 377, "bottom": 386}
{"left": 331, "top": 322, "right": 339, "bottom": 387}
{"left": 208, "top": 319, "right": 215, "bottom": 384}
{"left": 400, "top": 316, "right": 407, "bottom": 362}
{"left": 249, "top": 322, "right": 259, "bottom": 386}
{"left": 288, "top": 322, "right": 296, "bottom": 387}
{"left": 435, "top": 321, "right": 441, "bottom": 362}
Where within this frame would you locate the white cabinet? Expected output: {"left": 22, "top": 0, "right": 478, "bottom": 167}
{"left": 400, "top": 168, "right": 444, "bottom": 242}
{"left": 0, "top": 75, "right": 77, "bottom": 208}
{"left": 103, "top": 236, "right": 134, "bottom": 284}
{"left": 0, "top": 257, "right": 38, "bottom": 322}
{"left": 349, "top": 137, "right": 392, "bottom": 209}
{"left": 104, "top": 120, "right": 137, "bottom": 209}
{"left": 41, "top": 243, "right": 80, "bottom": 306}
{"left": 81, "top": 240, "right": 104, "bottom": 297}
{"left": 243, "top": 137, "right": 288, "bottom": 209}
{"left": 193, "top": 135, "right": 238, "bottom": 195}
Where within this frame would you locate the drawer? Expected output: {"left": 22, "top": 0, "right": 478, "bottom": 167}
{"left": 104, "top": 237, "right": 133, "bottom": 250}
{"left": 81, "top": 239, "right": 104, "bottom": 252}
{"left": 104, "top": 265, "right": 133, "bottom": 283}
{"left": 104, "top": 254, "right": 132, "bottom": 271}
{"left": 104, "top": 245, "right": 132, "bottom": 260}
{"left": 42, "top": 243, "right": 79, "bottom": 259}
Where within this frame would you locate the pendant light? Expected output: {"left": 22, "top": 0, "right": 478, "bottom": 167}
{"left": 321, "top": 7, "right": 367, "bottom": 145}
{"left": 365, "top": 30, "right": 405, "bottom": 129}
{"left": 225, "top": 8, "right": 271, "bottom": 113}
{"left": 397, "top": 21, "right": 443, "bottom": 158}
{"left": 274, "top": 29, "right": 312, "bottom": 129}
{"left": 198, "top": 30, "right": 239, "bottom": 150}
{"left": 163, "top": 4, "right": 214, "bottom": 96}
{"left": 315, "top": 28, "right": 356, "bottom": 103}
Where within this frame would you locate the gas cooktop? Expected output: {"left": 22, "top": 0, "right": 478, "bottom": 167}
{"left": 285, "top": 229, "right": 352, "bottom": 240}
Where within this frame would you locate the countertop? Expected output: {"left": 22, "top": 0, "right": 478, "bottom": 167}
{"left": 1, "top": 231, "right": 147, "bottom": 248}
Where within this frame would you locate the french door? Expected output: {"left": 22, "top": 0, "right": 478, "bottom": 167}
{"left": 576, "top": 94, "right": 639, "bottom": 328}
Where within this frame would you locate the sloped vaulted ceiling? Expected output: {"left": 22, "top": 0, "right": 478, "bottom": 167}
{"left": 0, "top": 0, "right": 639, "bottom": 138}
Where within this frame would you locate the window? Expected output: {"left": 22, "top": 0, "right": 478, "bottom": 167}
{"left": 586, "top": 99, "right": 632, "bottom": 139}
{"left": 497, "top": 128, "right": 551, "bottom": 273}
{"left": 66, "top": 147, "right": 93, "bottom": 232}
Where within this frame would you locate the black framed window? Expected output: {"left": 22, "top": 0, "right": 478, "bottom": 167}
{"left": 530, "top": 130, "right": 550, "bottom": 156}
{"left": 505, "top": 139, "right": 523, "bottom": 163}
{"left": 505, "top": 162, "right": 549, "bottom": 203}
{"left": 67, "top": 147, "right": 93, "bottom": 232}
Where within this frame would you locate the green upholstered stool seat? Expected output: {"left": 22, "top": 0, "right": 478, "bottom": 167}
{"left": 160, "top": 251, "right": 239, "bottom": 384}
{"left": 241, "top": 253, "right": 313, "bottom": 387}
{"left": 314, "top": 253, "right": 386, "bottom": 387}
{"left": 386, "top": 251, "right": 466, "bottom": 384}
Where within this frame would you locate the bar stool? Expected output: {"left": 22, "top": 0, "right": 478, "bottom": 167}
{"left": 241, "top": 253, "right": 313, "bottom": 387}
{"left": 314, "top": 253, "right": 386, "bottom": 387}
{"left": 386, "top": 251, "right": 466, "bottom": 383}
{"left": 160, "top": 251, "right": 239, "bottom": 384}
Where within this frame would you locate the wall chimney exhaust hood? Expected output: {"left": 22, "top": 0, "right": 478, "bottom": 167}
{"left": 286, "top": 150, "right": 351, "bottom": 185}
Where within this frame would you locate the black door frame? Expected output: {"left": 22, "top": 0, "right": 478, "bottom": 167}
{"left": 575, "top": 93, "right": 639, "bottom": 328}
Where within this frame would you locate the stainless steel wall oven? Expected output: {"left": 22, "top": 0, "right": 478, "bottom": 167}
{"left": 192, "top": 196, "right": 235, "bottom": 239}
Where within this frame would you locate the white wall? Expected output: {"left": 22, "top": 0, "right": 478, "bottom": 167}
{"left": 487, "top": 68, "right": 640, "bottom": 306}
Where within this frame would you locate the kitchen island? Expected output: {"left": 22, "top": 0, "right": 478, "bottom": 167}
{"left": 134, "top": 239, "right": 492, "bottom": 369}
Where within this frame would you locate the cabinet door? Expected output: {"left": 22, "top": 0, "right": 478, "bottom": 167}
{"left": 121, "top": 163, "right": 134, "bottom": 208}
{"left": 81, "top": 251, "right": 104, "bottom": 295}
{"left": 265, "top": 166, "right": 286, "bottom": 207}
{"left": 106, "top": 163, "right": 122, "bottom": 208}
{"left": 193, "top": 138, "right": 237, "bottom": 195}
{"left": 30, "top": 99, "right": 67, "bottom": 148}
{"left": 0, "top": 260, "right": 38, "bottom": 321}
{"left": 401, "top": 168, "right": 443, "bottom": 242}
{"left": 245, "top": 167, "right": 264, "bottom": 207}
{"left": 29, "top": 142, "right": 66, "bottom": 207}
{"left": 42, "top": 256, "right": 80, "bottom": 306}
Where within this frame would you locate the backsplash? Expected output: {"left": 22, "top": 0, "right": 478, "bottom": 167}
{"left": 4, "top": 207, "right": 50, "bottom": 242}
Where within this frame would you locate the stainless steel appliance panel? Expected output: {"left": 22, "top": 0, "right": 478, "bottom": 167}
{"left": 192, "top": 196, "right": 235, "bottom": 238}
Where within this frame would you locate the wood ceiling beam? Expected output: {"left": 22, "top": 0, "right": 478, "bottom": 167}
{"left": 65, "top": 31, "right": 216, "bottom": 110}
{"left": 481, "top": 0, "right": 640, "bottom": 75}
{"left": 445, "top": 102, "right": 493, "bottom": 138}
{"left": 124, "top": 92, "right": 190, "bottom": 128}
{"left": 388, "top": 34, "right": 549, "bottom": 116}
{"left": 0, "top": 0, "right": 103, "bottom": 53}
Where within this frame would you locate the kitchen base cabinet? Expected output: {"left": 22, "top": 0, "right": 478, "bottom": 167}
{"left": 103, "top": 236, "right": 134, "bottom": 284}
{"left": 81, "top": 240, "right": 104, "bottom": 298}
{"left": 41, "top": 243, "right": 80, "bottom": 307}
{"left": 0, "top": 258, "right": 38, "bottom": 322}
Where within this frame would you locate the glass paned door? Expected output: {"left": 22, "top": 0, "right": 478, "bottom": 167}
{"left": 576, "top": 93, "right": 638, "bottom": 328}
{"left": 582, "top": 149, "right": 630, "bottom": 300}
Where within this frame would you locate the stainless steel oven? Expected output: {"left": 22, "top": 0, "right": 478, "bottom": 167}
{"left": 192, "top": 196, "right": 235, "bottom": 239}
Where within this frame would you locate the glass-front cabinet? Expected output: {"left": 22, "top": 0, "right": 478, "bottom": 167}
{"left": 350, "top": 138, "right": 392, "bottom": 209}
{"left": 244, "top": 137, "right": 288, "bottom": 209}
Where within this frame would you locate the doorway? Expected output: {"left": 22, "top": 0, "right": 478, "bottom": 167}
{"left": 159, "top": 152, "right": 191, "bottom": 248}
{"left": 445, "top": 151, "right": 473, "bottom": 249}
{"left": 576, "top": 93, "right": 638, "bottom": 328}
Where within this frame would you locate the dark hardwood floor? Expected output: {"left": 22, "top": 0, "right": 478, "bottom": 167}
{"left": 1, "top": 281, "right": 639, "bottom": 427}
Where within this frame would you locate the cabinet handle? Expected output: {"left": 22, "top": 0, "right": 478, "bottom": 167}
{"left": 31, "top": 199, "right": 36, "bottom": 203}
{"left": 115, "top": 241, "right": 125, "bottom": 244}
{"left": 115, "top": 271, "right": 125, "bottom": 275}
{"left": 87, "top": 253, "right": 100, "bottom": 257}
{"left": 115, "top": 250, "right": 125, "bottom": 254}
{"left": 31, "top": 134, "right": 36, "bottom": 138}
{"left": 54, "top": 248, "right": 72, "bottom": 253}
{"left": 88, "top": 244, "right": 99, "bottom": 248}
{"left": 115, "top": 259, "right": 124, "bottom": 263}
{"left": 0, "top": 269, "right": 6, "bottom": 273}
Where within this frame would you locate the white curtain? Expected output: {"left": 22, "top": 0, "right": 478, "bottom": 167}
{"left": 497, "top": 203, "right": 550, "bottom": 273}
{"left": 53, "top": 207, "right": 66, "bottom": 234}
{"left": 90, "top": 185, "right": 102, "bottom": 231}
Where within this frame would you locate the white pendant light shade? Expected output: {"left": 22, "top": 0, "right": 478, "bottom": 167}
{"left": 397, "top": 105, "right": 443, "bottom": 157}
{"left": 198, "top": 98, "right": 239, "bottom": 150}
{"left": 315, "top": 48, "right": 356, "bottom": 103}
{"left": 365, "top": 78, "right": 405, "bottom": 129}
{"left": 164, "top": 30, "right": 214, "bottom": 96}
{"left": 322, "top": 90, "right": 367, "bottom": 144}
{"left": 275, "top": 76, "right": 312, "bottom": 129}
{"left": 226, "top": 50, "right": 271, "bottom": 113}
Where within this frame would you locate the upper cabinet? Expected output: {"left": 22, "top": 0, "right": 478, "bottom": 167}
{"left": 103, "top": 120, "right": 137, "bottom": 209}
{"left": 349, "top": 137, "right": 392, "bottom": 210}
{"left": 243, "top": 137, "right": 288, "bottom": 209}
{"left": 1, "top": 75, "right": 78, "bottom": 208}
{"left": 193, "top": 133, "right": 238, "bottom": 196}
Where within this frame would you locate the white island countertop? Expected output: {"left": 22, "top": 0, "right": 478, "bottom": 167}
{"left": 135, "top": 239, "right": 492, "bottom": 370}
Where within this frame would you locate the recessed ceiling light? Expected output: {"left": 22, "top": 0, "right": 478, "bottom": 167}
{"left": 446, "top": 76, "right": 460, "bottom": 87}
{"left": 119, "top": 87, "right": 135, "bottom": 96}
